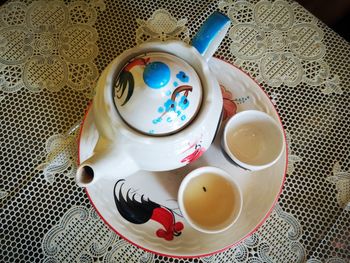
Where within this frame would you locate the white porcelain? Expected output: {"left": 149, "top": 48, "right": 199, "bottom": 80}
{"left": 222, "top": 110, "right": 285, "bottom": 171}
{"left": 76, "top": 12, "right": 231, "bottom": 187}
{"left": 79, "top": 57, "right": 287, "bottom": 257}
{"left": 114, "top": 53, "right": 202, "bottom": 135}
{"left": 178, "top": 166, "right": 242, "bottom": 234}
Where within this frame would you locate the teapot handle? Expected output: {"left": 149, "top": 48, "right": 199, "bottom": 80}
{"left": 191, "top": 11, "right": 231, "bottom": 62}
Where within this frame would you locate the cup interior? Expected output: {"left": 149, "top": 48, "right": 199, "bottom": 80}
{"left": 224, "top": 110, "right": 284, "bottom": 168}
{"left": 178, "top": 167, "right": 242, "bottom": 234}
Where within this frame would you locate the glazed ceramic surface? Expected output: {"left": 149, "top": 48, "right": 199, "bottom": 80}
{"left": 177, "top": 166, "right": 243, "bottom": 234}
{"left": 114, "top": 53, "right": 202, "bottom": 135}
{"left": 76, "top": 12, "right": 231, "bottom": 187}
{"left": 79, "top": 58, "right": 287, "bottom": 257}
{"left": 222, "top": 110, "right": 285, "bottom": 171}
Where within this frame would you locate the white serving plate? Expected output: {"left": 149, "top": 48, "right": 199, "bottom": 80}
{"left": 78, "top": 57, "right": 287, "bottom": 258}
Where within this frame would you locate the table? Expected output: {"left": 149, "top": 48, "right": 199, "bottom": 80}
{"left": 0, "top": 0, "right": 349, "bottom": 262}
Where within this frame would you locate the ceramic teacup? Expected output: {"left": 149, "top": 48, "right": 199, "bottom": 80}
{"left": 178, "top": 166, "right": 242, "bottom": 234}
{"left": 222, "top": 110, "right": 284, "bottom": 171}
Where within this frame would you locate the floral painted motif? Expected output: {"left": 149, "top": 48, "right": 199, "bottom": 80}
{"left": 153, "top": 85, "right": 192, "bottom": 127}
{"left": 164, "top": 98, "right": 177, "bottom": 112}
{"left": 220, "top": 85, "right": 237, "bottom": 121}
{"left": 218, "top": 0, "right": 343, "bottom": 93}
{"left": 178, "top": 95, "right": 189, "bottom": 110}
{"left": 113, "top": 180, "right": 184, "bottom": 241}
{"left": 176, "top": 71, "right": 189, "bottom": 83}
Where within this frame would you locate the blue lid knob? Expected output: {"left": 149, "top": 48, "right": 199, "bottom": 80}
{"left": 143, "top": 61, "right": 170, "bottom": 89}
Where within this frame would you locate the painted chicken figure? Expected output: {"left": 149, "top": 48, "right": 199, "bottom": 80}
{"left": 115, "top": 57, "right": 150, "bottom": 106}
{"left": 113, "top": 180, "right": 184, "bottom": 241}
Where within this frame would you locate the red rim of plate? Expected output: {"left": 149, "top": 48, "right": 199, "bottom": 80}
{"left": 77, "top": 57, "right": 288, "bottom": 259}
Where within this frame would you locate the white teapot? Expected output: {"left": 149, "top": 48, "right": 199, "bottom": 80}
{"left": 76, "top": 12, "right": 231, "bottom": 187}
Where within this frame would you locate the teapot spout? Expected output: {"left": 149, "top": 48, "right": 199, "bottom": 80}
{"left": 76, "top": 145, "right": 138, "bottom": 188}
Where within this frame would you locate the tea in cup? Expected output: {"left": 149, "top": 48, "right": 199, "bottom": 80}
{"left": 222, "top": 110, "right": 284, "bottom": 171}
{"left": 178, "top": 166, "right": 242, "bottom": 234}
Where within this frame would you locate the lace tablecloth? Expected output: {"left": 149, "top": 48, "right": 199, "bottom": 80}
{"left": 0, "top": 0, "right": 349, "bottom": 262}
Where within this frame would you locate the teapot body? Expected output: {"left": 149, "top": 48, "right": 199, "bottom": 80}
{"left": 92, "top": 41, "right": 223, "bottom": 171}
{"left": 76, "top": 11, "right": 230, "bottom": 187}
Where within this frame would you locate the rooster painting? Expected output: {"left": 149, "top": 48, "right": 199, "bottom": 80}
{"left": 115, "top": 57, "right": 150, "bottom": 106}
{"left": 113, "top": 179, "right": 184, "bottom": 241}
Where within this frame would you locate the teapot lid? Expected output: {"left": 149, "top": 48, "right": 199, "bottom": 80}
{"left": 113, "top": 52, "right": 202, "bottom": 136}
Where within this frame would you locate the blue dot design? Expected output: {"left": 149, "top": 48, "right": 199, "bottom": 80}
{"left": 164, "top": 99, "right": 176, "bottom": 112}
{"left": 176, "top": 71, "right": 189, "bottom": 83}
{"left": 178, "top": 95, "right": 189, "bottom": 110}
{"left": 152, "top": 73, "right": 192, "bottom": 127}
{"left": 152, "top": 117, "right": 162, "bottom": 124}
{"left": 143, "top": 62, "right": 170, "bottom": 89}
